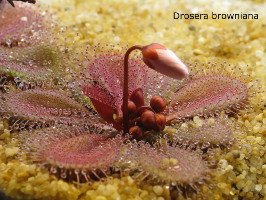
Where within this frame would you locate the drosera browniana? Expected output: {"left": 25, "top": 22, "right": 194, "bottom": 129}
{"left": 0, "top": 1, "right": 261, "bottom": 199}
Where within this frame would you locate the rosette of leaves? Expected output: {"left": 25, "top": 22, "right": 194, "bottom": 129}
{"left": 2, "top": 43, "right": 252, "bottom": 190}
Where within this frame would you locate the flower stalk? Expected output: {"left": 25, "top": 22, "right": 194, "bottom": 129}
{"left": 123, "top": 43, "right": 189, "bottom": 135}
{"left": 123, "top": 45, "right": 143, "bottom": 134}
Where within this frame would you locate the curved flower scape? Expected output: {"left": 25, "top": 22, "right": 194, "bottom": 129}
{"left": 0, "top": 1, "right": 255, "bottom": 199}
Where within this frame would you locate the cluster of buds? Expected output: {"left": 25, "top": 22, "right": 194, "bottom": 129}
{"left": 126, "top": 88, "right": 167, "bottom": 140}
{"left": 122, "top": 43, "right": 189, "bottom": 138}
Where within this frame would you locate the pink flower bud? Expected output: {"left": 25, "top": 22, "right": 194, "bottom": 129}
{"left": 142, "top": 43, "right": 189, "bottom": 79}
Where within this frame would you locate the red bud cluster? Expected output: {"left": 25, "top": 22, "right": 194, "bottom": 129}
{"left": 127, "top": 88, "right": 167, "bottom": 140}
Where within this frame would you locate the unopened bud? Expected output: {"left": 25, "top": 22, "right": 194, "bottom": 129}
{"left": 142, "top": 43, "right": 189, "bottom": 80}
{"left": 154, "top": 114, "right": 166, "bottom": 132}
{"left": 129, "top": 126, "right": 143, "bottom": 140}
{"left": 130, "top": 88, "right": 144, "bottom": 108}
{"left": 128, "top": 100, "right": 136, "bottom": 113}
{"left": 150, "top": 96, "right": 166, "bottom": 113}
{"left": 140, "top": 110, "right": 156, "bottom": 130}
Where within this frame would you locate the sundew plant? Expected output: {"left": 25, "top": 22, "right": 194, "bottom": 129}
{"left": 0, "top": 1, "right": 264, "bottom": 200}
